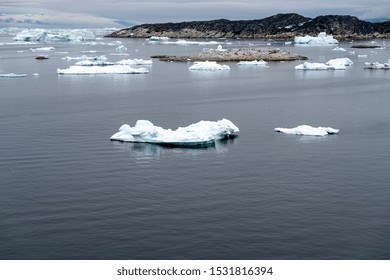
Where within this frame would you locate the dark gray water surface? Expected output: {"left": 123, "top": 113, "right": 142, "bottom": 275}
{"left": 1, "top": 32, "right": 390, "bottom": 259}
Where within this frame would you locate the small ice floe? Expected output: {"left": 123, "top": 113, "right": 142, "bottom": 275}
{"left": 294, "top": 32, "right": 338, "bottom": 45}
{"left": 110, "top": 119, "right": 239, "bottom": 146}
{"left": 364, "top": 61, "right": 390, "bottom": 70}
{"left": 75, "top": 60, "right": 114, "bottom": 66}
{"left": 0, "top": 73, "right": 27, "bottom": 78}
{"left": 30, "top": 47, "right": 55, "bottom": 52}
{"left": 189, "top": 61, "right": 230, "bottom": 71}
{"left": 274, "top": 125, "right": 339, "bottom": 136}
{"left": 332, "top": 46, "right": 346, "bottom": 51}
{"left": 237, "top": 60, "right": 268, "bottom": 66}
{"left": 56, "top": 65, "right": 149, "bottom": 75}
{"left": 80, "top": 50, "right": 98, "bottom": 53}
{"left": 295, "top": 58, "right": 353, "bottom": 70}
{"left": 148, "top": 36, "right": 170, "bottom": 42}
{"left": 62, "top": 55, "right": 107, "bottom": 61}
{"left": 33, "top": 73, "right": 39, "bottom": 76}
{"left": 216, "top": 45, "right": 226, "bottom": 52}
{"left": 358, "top": 54, "right": 368, "bottom": 58}
{"left": 115, "top": 59, "right": 153, "bottom": 65}
{"left": 115, "top": 45, "right": 127, "bottom": 52}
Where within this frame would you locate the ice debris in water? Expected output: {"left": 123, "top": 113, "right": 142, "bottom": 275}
{"left": 295, "top": 58, "right": 353, "bottom": 70}
{"left": 56, "top": 65, "right": 149, "bottom": 75}
{"left": 237, "top": 60, "right": 268, "bottom": 66}
{"left": 274, "top": 125, "right": 339, "bottom": 136}
{"left": 364, "top": 60, "right": 390, "bottom": 69}
{"left": 189, "top": 61, "right": 230, "bottom": 71}
{"left": 0, "top": 73, "right": 27, "bottom": 78}
{"left": 110, "top": 119, "right": 239, "bottom": 146}
{"left": 294, "top": 32, "right": 338, "bottom": 45}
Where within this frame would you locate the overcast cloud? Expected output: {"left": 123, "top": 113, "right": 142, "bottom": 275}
{"left": 1, "top": 0, "right": 390, "bottom": 27}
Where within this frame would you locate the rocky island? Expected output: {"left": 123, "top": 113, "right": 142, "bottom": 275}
{"left": 108, "top": 13, "right": 390, "bottom": 40}
{"left": 152, "top": 47, "right": 307, "bottom": 62}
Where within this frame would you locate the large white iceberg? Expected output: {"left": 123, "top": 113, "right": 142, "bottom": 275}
{"left": 13, "top": 28, "right": 95, "bottom": 42}
{"left": 189, "top": 61, "right": 230, "bottom": 71}
{"left": 295, "top": 58, "right": 353, "bottom": 70}
{"left": 56, "top": 65, "right": 149, "bottom": 75}
{"left": 294, "top": 32, "right": 338, "bottom": 45}
{"left": 274, "top": 125, "right": 339, "bottom": 136}
{"left": 13, "top": 29, "right": 47, "bottom": 42}
{"left": 110, "top": 119, "right": 239, "bottom": 146}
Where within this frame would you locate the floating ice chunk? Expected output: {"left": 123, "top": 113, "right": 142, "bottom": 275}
{"left": 75, "top": 60, "right": 114, "bottom": 66}
{"left": 294, "top": 32, "right": 338, "bottom": 45}
{"left": 237, "top": 60, "right": 268, "bottom": 66}
{"left": 295, "top": 58, "right": 352, "bottom": 70}
{"left": 216, "top": 45, "right": 226, "bottom": 52}
{"left": 358, "top": 54, "right": 368, "bottom": 58}
{"left": 115, "top": 59, "right": 153, "bottom": 65}
{"left": 189, "top": 61, "right": 230, "bottom": 71}
{"left": 110, "top": 119, "right": 239, "bottom": 146}
{"left": 274, "top": 125, "right": 339, "bottom": 136}
{"left": 56, "top": 65, "right": 149, "bottom": 75}
{"left": 115, "top": 45, "right": 127, "bottom": 52}
{"left": 364, "top": 62, "right": 390, "bottom": 69}
{"left": 0, "top": 73, "right": 27, "bottom": 78}
{"left": 332, "top": 46, "right": 346, "bottom": 51}
{"left": 13, "top": 29, "right": 47, "bottom": 41}
{"left": 62, "top": 55, "right": 107, "bottom": 61}
{"left": 295, "top": 62, "right": 334, "bottom": 70}
{"left": 148, "top": 36, "right": 170, "bottom": 41}
{"left": 326, "top": 58, "right": 353, "bottom": 68}
{"left": 30, "top": 47, "right": 55, "bottom": 52}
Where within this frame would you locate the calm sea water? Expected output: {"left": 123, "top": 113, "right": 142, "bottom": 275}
{"left": 1, "top": 30, "right": 390, "bottom": 259}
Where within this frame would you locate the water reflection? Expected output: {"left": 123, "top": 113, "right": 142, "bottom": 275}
{"left": 111, "top": 138, "right": 237, "bottom": 158}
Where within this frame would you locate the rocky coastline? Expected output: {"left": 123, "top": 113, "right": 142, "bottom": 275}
{"left": 107, "top": 13, "right": 390, "bottom": 40}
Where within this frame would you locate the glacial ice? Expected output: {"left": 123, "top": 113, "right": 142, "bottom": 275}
{"left": 56, "top": 65, "right": 149, "bottom": 75}
{"left": 364, "top": 61, "right": 390, "bottom": 69}
{"left": 189, "top": 61, "right": 230, "bottom": 71}
{"left": 115, "top": 59, "right": 153, "bottom": 65}
{"left": 295, "top": 58, "right": 353, "bottom": 70}
{"left": 0, "top": 73, "right": 27, "bottom": 78}
{"left": 294, "top": 32, "right": 339, "bottom": 45}
{"left": 110, "top": 119, "right": 239, "bottom": 146}
{"left": 237, "top": 60, "right": 268, "bottom": 66}
{"left": 332, "top": 46, "right": 346, "bottom": 51}
{"left": 13, "top": 28, "right": 96, "bottom": 42}
{"left": 274, "top": 125, "right": 339, "bottom": 136}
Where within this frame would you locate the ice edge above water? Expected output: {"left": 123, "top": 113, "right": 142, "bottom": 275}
{"left": 110, "top": 119, "right": 239, "bottom": 147}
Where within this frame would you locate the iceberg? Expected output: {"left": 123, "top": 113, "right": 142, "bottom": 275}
{"left": 115, "top": 45, "right": 127, "bottom": 52}
{"left": 294, "top": 32, "right": 338, "bottom": 45}
{"left": 295, "top": 58, "right": 352, "bottom": 70}
{"left": 364, "top": 61, "right": 390, "bottom": 69}
{"left": 148, "top": 36, "right": 170, "bottom": 41}
{"left": 332, "top": 46, "right": 346, "bottom": 51}
{"left": 189, "top": 61, "right": 230, "bottom": 71}
{"left": 14, "top": 28, "right": 95, "bottom": 42}
{"left": 274, "top": 125, "right": 339, "bottom": 136}
{"left": 62, "top": 55, "right": 107, "bottom": 61}
{"left": 56, "top": 65, "right": 149, "bottom": 75}
{"left": 75, "top": 60, "right": 114, "bottom": 66}
{"left": 0, "top": 73, "right": 27, "bottom": 78}
{"left": 115, "top": 59, "right": 153, "bottom": 65}
{"left": 237, "top": 60, "right": 268, "bottom": 66}
{"left": 13, "top": 29, "right": 47, "bottom": 42}
{"left": 110, "top": 119, "right": 239, "bottom": 146}
{"left": 30, "top": 47, "right": 55, "bottom": 52}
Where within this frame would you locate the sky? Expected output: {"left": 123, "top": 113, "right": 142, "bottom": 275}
{"left": 1, "top": 0, "right": 390, "bottom": 27}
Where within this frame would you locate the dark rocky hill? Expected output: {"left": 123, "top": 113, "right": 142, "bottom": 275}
{"left": 108, "top": 13, "right": 390, "bottom": 39}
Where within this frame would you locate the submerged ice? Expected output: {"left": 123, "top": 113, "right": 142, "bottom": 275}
{"left": 274, "top": 125, "right": 339, "bottom": 136}
{"left": 110, "top": 119, "right": 239, "bottom": 146}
